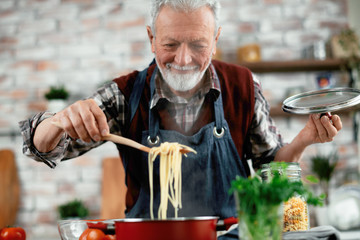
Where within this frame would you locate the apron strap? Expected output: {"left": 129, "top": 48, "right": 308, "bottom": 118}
{"left": 126, "top": 60, "right": 159, "bottom": 144}
{"left": 127, "top": 59, "right": 157, "bottom": 126}
{"left": 127, "top": 67, "right": 148, "bottom": 125}
{"left": 212, "top": 70, "right": 226, "bottom": 137}
{"left": 149, "top": 67, "right": 159, "bottom": 143}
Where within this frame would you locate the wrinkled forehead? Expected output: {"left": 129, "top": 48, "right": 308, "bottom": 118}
{"left": 155, "top": 5, "right": 216, "bottom": 35}
{"left": 158, "top": 4, "right": 215, "bottom": 22}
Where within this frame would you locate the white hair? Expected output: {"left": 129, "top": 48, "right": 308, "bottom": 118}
{"left": 149, "top": 0, "right": 221, "bottom": 36}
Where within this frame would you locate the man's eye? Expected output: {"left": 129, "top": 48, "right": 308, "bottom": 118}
{"left": 164, "top": 43, "right": 177, "bottom": 48}
{"left": 192, "top": 44, "right": 206, "bottom": 50}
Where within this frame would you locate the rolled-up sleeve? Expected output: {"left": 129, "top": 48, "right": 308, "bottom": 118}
{"left": 19, "top": 112, "right": 72, "bottom": 168}
{"left": 245, "top": 74, "right": 285, "bottom": 169}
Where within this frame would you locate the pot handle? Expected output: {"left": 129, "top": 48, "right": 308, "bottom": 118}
{"left": 216, "top": 217, "right": 238, "bottom": 231}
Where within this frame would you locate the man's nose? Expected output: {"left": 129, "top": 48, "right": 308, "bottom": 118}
{"left": 174, "top": 44, "right": 192, "bottom": 66}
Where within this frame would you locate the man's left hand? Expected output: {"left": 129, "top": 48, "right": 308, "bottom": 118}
{"left": 301, "top": 113, "right": 342, "bottom": 144}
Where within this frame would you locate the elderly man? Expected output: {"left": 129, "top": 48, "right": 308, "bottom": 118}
{"left": 20, "top": 0, "right": 342, "bottom": 238}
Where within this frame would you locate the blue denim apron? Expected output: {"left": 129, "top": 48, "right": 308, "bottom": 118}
{"left": 126, "top": 65, "right": 245, "bottom": 238}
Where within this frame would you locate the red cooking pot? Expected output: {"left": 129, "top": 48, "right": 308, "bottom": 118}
{"left": 114, "top": 216, "right": 237, "bottom": 240}
{"left": 86, "top": 217, "right": 237, "bottom": 240}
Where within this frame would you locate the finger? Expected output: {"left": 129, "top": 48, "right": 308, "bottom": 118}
{"left": 89, "top": 102, "right": 109, "bottom": 136}
{"left": 59, "top": 115, "right": 78, "bottom": 140}
{"left": 72, "top": 113, "right": 92, "bottom": 142}
{"left": 67, "top": 104, "right": 92, "bottom": 142}
{"left": 320, "top": 116, "right": 336, "bottom": 140}
{"left": 331, "top": 114, "right": 342, "bottom": 131}
{"left": 79, "top": 106, "right": 102, "bottom": 142}
{"left": 311, "top": 113, "right": 328, "bottom": 142}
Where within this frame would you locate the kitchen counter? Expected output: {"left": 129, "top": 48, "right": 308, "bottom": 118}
{"left": 339, "top": 230, "right": 360, "bottom": 240}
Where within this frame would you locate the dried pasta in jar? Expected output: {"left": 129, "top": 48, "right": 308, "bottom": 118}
{"left": 261, "top": 162, "right": 310, "bottom": 232}
{"left": 283, "top": 196, "right": 309, "bottom": 232}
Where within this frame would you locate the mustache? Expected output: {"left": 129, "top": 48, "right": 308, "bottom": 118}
{"left": 165, "top": 63, "right": 198, "bottom": 71}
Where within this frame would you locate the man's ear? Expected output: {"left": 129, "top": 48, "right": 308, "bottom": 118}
{"left": 147, "top": 26, "right": 155, "bottom": 53}
{"left": 212, "top": 27, "right": 222, "bottom": 56}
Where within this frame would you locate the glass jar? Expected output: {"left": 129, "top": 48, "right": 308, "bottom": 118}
{"left": 261, "top": 163, "right": 310, "bottom": 232}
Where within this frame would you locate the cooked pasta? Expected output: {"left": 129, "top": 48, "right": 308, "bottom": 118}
{"left": 148, "top": 142, "right": 196, "bottom": 220}
{"left": 283, "top": 196, "right": 309, "bottom": 232}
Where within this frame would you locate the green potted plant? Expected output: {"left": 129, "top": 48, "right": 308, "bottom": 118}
{"left": 310, "top": 151, "right": 338, "bottom": 205}
{"left": 44, "top": 85, "right": 69, "bottom": 112}
{"left": 331, "top": 28, "right": 360, "bottom": 88}
{"left": 57, "top": 199, "right": 90, "bottom": 239}
{"left": 310, "top": 151, "right": 338, "bottom": 226}
{"left": 57, "top": 199, "right": 89, "bottom": 220}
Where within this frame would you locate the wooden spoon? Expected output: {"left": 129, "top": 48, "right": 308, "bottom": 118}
{"left": 50, "top": 121, "right": 191, "bottom": 154}
{"left": 102, "top": 134, "right": 151, "bottom": 153}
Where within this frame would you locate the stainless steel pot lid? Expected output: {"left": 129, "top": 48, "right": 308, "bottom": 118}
{"left": 282, "top": 87, "right": 360, "bottom": 114}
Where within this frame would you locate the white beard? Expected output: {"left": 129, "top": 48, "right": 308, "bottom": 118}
{"left": 157, "top": 61, "right": 210, "bottom": 92}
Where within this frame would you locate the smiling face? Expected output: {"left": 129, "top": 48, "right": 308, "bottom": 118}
{"left": 147, "top": 5, "right": 221, "bottom": 93}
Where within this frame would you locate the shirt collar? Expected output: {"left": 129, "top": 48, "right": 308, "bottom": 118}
{"left": 150, "top": 63, "right": 221, "bottom": 109}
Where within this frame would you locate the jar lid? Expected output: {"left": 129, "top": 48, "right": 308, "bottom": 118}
{"left": 260, "top": 163, "right": 302, "bottom": 181}
{"left": 286, "top": 162, "right": 301, "bottom": 170}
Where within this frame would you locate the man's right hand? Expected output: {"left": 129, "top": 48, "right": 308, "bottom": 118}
{"left": 34, "top": 99, "right": 109, "bottom": 152}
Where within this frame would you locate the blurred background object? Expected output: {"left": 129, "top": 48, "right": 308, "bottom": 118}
{"left": 0, "top": 149, "right": 20, "bottom": 229}
{"left": 237, "top": 43, "right": 261, "bottom": 62}
{"left": 302, "top": 41, "right": 330, "bottom": 60}
{"left": 44, "top": 85, "right": 69, "bottom": 112}
{"left": 57, "top": 199, "right": 89, "bottom": 220}
{"left": 328, "top": 185, "right": 360, "bottom": 231}
{"left": 316, "top": 72, "right": 333, "bottom": 89}
{"left": 331, "top": 28, "right": 360, "bottom": 59}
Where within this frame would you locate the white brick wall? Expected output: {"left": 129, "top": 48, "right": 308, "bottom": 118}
{"left": 0, "top": 0, "right": 356, "bottom": 239}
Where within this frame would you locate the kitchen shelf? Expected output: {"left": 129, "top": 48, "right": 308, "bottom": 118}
{"left": 237, "top": 59, "right": 348, "bottom": 73}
